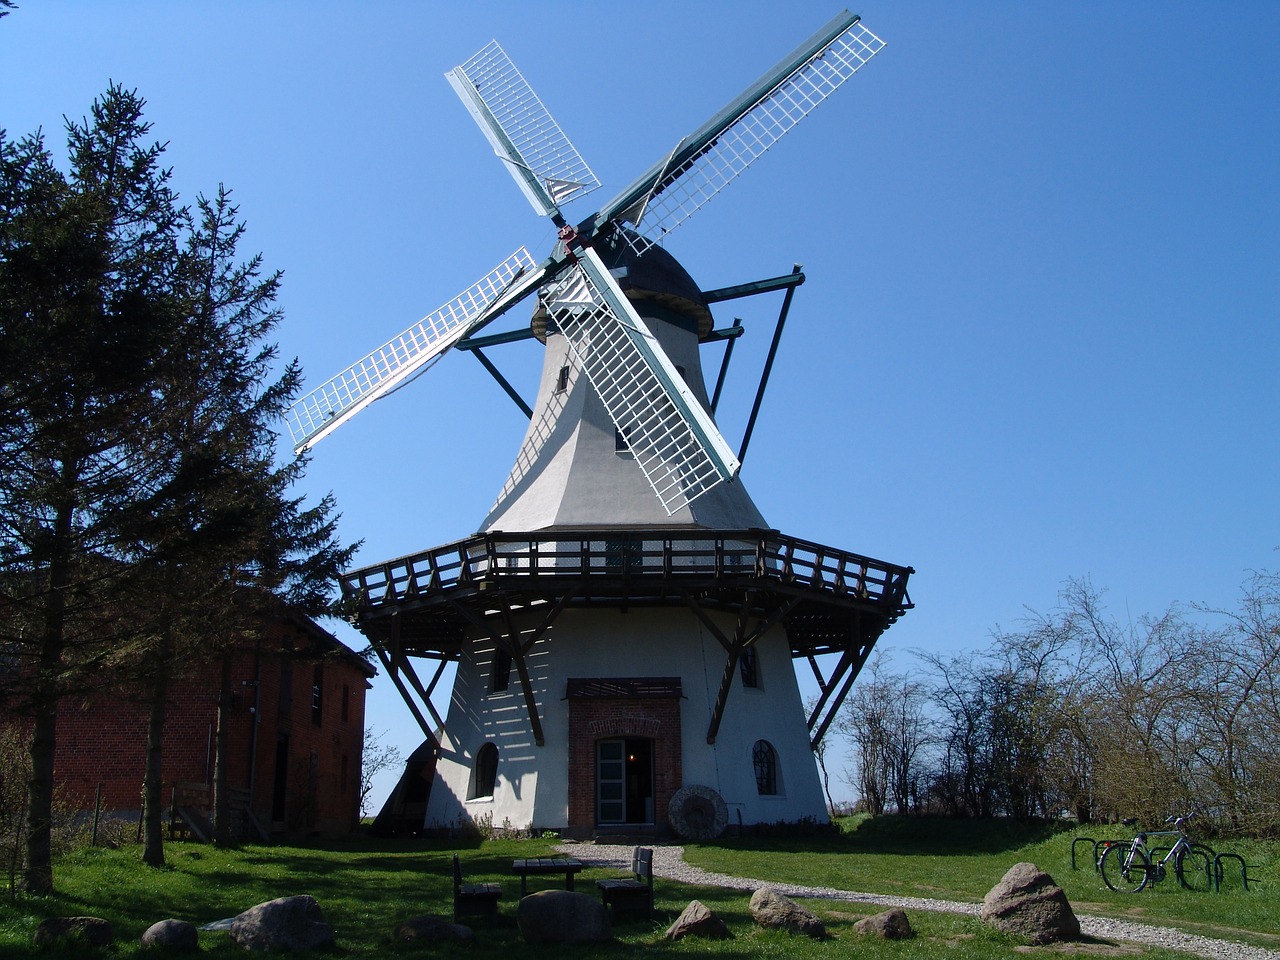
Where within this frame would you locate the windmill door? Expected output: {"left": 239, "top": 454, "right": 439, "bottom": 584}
{"left": 596, "top": 738, "right": 654, "bottom": 825}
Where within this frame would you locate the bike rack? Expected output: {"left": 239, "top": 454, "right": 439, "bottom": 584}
{"left": 1071, "top": 837, "right": 1097, "bottom": 870}
{"left": 1092, "top": 838, "right": 1127, "bottom": 871}
{"left": 1213, "top": 852, "right": 1257, "bottom": 893}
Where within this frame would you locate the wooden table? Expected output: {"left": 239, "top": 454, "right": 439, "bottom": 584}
{"left": 512, "top": 857, "right": 585, "bottom": 896}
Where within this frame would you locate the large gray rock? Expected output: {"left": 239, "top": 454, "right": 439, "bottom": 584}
{"left": 981, "top": 862, "right": 1080, "bottom": 945}
{"left": 140, "top": 918, "right": 199, "bottom": 951}
{"left": 854, "top": 908, "right": 913, "bottom": 939}
{"left": 34, "top": 916, "right": 113, "bottom": 948}
{"left": 229, "top": 895, "right": 334, "bottom": 952}
{"left": 748, "top": 887, "right": 825, "bottom": 939}
{"left": 393, "top": 915, "right": 474, "bottom": 942}
{"left": 665, "top": 900, "right": 730, "bottom": 941}
{"left": 516, "top": 889, "right": 611, "bottom": 944}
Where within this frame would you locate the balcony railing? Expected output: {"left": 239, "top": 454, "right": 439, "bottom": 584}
{"left": 341, "top": 529, "right": 912, "bottom": 617}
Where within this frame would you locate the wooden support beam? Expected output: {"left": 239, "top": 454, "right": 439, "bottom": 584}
{"left": 373, "top": 643, "right": 437, "bottom": 744}
{"left": 448, "top": 598, "right": 546, "bottom": 748}
{"left": 398, "top": 654, "right": 449, "bottom": 733}
{"left": 705, "top": 595, "right": 800, "bottom": 744}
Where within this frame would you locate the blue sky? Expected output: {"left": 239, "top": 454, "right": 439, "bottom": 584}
{"left": 4, "top": 1, "right": 1277, "bottom": 808}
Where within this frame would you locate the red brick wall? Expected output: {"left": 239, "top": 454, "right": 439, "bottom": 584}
{"left": 566, "top": 696, "right": 681, "bottom": 836}
{"left": 11, "top": 618, "right": 370, "bottom": 838}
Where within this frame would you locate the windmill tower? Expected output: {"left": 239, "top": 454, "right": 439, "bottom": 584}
{"left": 290, "top": 11, "right": 913, "bottom": 838}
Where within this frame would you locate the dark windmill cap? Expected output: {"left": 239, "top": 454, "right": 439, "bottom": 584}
{"left": 531, "top": 227, "right": 714, "bottom": 342}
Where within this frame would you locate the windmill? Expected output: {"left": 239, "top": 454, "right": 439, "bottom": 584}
{"left": 308, "top": 11, "right": 914, "bottom": 838}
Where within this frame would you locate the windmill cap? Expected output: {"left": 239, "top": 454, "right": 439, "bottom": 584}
{"left": 532, "top": 228, "right": 714, "bottom": 342}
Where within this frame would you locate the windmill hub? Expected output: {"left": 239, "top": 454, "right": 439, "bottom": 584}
{"left": 532, "top": 230, "right": 713, "bottom": 343}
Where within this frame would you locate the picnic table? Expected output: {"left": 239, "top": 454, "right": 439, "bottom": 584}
{"left": 512, "top": 857, "right": 585, "bottom": 896}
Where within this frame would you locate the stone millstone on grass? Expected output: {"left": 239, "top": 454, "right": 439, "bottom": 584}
{"left": 854, "top": 907, "right": 914, "bottom": 939}
{"left": 516, "top": 889, "right": 611, "bottom": 944}
{"left": 749, "top": 887, "right": 826, "bottom": 939}
{"left": 229, "top": 895, "right": 334, "bottom": 952}
{"left": 667, "top": 784, "right": 728, "bottom": 840}
{"left": 34, "top": 916, "right": 113, "bottom": 949}
{"left": 140, "top": 918, "right": 199, "bottom": 951}
{"left": 665, "top": 900, "right": 731, "bottom": 941}
{"left": 981, "top": 861, "right": 1080, "bottom": 945}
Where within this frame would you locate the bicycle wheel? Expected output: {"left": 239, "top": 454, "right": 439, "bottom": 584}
{"left": 1175, "top": 844, "right": 1214, "bottom": 892}
{"left": 1101, "top": 843, "right": 1149, "bottom": 893}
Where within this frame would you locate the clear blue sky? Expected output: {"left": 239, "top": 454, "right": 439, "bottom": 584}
{"left": 4, "top": 2, "right": 1277, "bottom": 808}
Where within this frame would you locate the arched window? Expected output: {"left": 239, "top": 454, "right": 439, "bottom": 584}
{"left": 469, "top": 742, "right": 499, "bottom": 800}
{"left": 752, "top": 740, "right": 778, "bottom": 795}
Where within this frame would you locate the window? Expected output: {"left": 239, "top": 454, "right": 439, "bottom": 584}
{"left": 340, "top": 683, "right": 350, "bottom": 721}
{"left": 753, "top": 740, "right": 778, "bottom": 795}
{"left": 739, "top": 645, "right": 759, "bottom": 688}
{"left": 311, "top": 665, "right": 324, "bottom": 726}
{"left": 278, "top": 655, "right": 293, "bottom": 718}
{"left": 614, "top": 426, "right": 631, "bottom": 453}
{"left": 469, "top": 742, "right": 499, "bottom": 800}
{"left": 491, "top": 647, "right": 512, "bottom": 693}
{"left": 556, "top": 365, "right": 570, "bottom": 392}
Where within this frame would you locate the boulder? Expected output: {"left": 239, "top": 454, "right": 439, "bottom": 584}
{"left": 34, "top": 916, "right": 114, "bottom": 948}
{"left": 229, "top": 895, "right": 334, "bottom": 952}
{"left": 140, "top": 918, "right": 199, "bottom": 951}
{"left": 516, "top": 889, "right": 611, "bottom": 944}
{"left": 981, "top": 862, "right": 1080, "bottom": 945}
{"left": 393, "top": 914, "right": 474, "bottom": 942}
{"left": 854, "top": 907, "right": 913, "bottom": 939}
{"left": 748, "top": 887, "right": 825, "bottom": 939}
{"left": 665, "top": 900, "right": 730, "bottom": 940}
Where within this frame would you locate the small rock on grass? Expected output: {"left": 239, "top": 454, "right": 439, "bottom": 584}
{"left": 749, "top": 887, "right": 826, "bottom": 939}
{"left": 665, "top": 900, "right": 730, "bottom": 940}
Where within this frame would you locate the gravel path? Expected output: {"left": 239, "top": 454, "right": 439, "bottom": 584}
{"left": 560, "top": 841, "right": 1279, "bottom": 960}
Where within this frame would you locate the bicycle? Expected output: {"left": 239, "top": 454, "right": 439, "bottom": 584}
{"left": 1099, "top": 815, "right": 1215, "bottom": 893}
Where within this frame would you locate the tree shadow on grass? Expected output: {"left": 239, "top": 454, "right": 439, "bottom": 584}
{"left": 702, "top": 814, "right": 1068, "bottom": 857}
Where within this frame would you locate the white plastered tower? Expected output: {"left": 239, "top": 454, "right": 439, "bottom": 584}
{"left": 348, "top": 239, "right": 912, "bottom": 838}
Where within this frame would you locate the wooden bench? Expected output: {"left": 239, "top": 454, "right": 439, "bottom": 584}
{"left": 596, "top": 847, "right": 653, "bottom": 918}
{"left": 453, "top": 854, "right": 502, "bottom": 924}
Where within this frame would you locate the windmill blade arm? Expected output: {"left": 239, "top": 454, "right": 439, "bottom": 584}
{"left": 543, "top": 247, "right": 739, "bottom": 515}
{"left": 447, "top": 40, "right": 600, "bottom": 219}
{"left": 285, "top": 247, "right": 538, "bottom": 453}
{"left": 591, "top": 11, "right": 884, "bottom": 241}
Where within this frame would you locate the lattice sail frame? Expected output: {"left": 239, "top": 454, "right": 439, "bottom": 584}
{"left": 446, "top": 40, "right": 601, "bottom": 217}
{"left": 286, "top": 247, "right": 538, "bottom": 452}
{"left": 541, "top": 248, "right": 740, "bottom": 515}
{"left": 625, "top": 19, "right": 885, "bottom": 246}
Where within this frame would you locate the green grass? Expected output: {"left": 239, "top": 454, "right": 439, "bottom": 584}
{"left": 685, "top": 815, "right": 1280, "bottom": 951}
{"left": 0, "top": 818, "right": 1273, "bottom": 958}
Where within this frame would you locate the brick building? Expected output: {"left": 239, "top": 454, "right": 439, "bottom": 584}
{"left": 22, "top": 608, "right": 374, "bottom": 839}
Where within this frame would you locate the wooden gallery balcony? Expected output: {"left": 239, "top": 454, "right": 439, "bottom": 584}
{"left": 340, "top": 529, "right": 913, "bottom": 748}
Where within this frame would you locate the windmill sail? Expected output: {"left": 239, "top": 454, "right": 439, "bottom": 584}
{"left": 447, "top": 40, "right": 601, "bottom": 218}
{"left": 594, "top": 11, "right": 884, "bottom": 244}
{"left": 285, "top": 247, "right": 539, "bottom": 452}
{"left": 542, "top": 247, "right": 740, "bottom": 514}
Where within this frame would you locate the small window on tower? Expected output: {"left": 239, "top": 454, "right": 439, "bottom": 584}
{"left": 614, "top": 425, "right": 631, "bottom": 454}
{"left": 556, "top": 365, "right": 570, "bottom": 392}
{"left": 492, "top": 647, "right": 512, "bottom": 693}
{"left": 739, "top": 645, "right": 759, "bottom": 689}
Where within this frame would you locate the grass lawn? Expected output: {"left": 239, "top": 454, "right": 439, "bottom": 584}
{"left": 0, "top": 817, "right": 1272, "bottom": 958}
